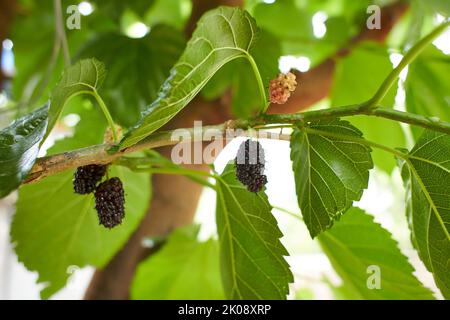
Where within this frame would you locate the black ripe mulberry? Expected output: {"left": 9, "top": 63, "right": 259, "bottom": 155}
{"left": 235, "top": 139, "right": 267, "bottom": 193}
{"left": 73, "top": 164, "right": 107, "bottom": 194}
{"left": 94, "top": 177, "right": 125, "bottom": 229}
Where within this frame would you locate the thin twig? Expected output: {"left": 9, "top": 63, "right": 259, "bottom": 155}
{"left": 54, "top": 0, "right": 71, "bottom": 67}
{"left": 25, "top": 101, "right": 450, "bottom": 185}
{"left": 261, "top": 105, "right": 450, "bottom": 136}
{"left": 25, "top": 126, "right": 290, "bottom": 184}
{"left": 367, "top": 20, "right": 450, "bottom": 108}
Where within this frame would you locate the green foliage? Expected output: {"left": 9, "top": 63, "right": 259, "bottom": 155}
{"left": 131, "top": 225, "right": 224, "bottom": 299}
{"left": 417, "top": 0, "right": 450, "bottom": 16}
{"left": 10, "top": 0, "right": 91, "bottom": 108}
{"left": 405, "top": 46, "right": 450, "bottom": 139}
{"left": 143, "top": 0, "right": 192, "bottom": 30}
{"left": 10, "top": 0, "right": 64, "bottom": 106}
{"left": 10, "top": 108, "right": 151, "bottom": 299}
{"left": 252, "top": 0, "right": 328, "bottom": 65}
{"left": 253, "top": 0, "right": 314, "bottom": 58}
{"left": 325, "top": 277, "right": 361, "bottom": 300}
{"left": 323, "top": 16, "right": 352, "bottom": 47}
{"left": 0, "top": 105, "right": 48, "bottom": 198}
{"left": 253, "top": 0, "right": 312, "bottom": 41}
{"left": 91, "top": 0, "right": 156, "bottom": 21}
{"left": 401, "top": 130, "right": 450, "bottom": 298}
{"left": 290, "top": 119, "right": 373, "bottom": 238}
{"left": 3, "top": 1, "right": 450, "bottom": 301}
{"left": 318, "top": 207, "right": 435, "bottom": 299}
{"left": 251, "top": 0, "right": 365, "bottom": 65}
{"left": 12, "top": 166, "right": 150, "bottom": 299}
{"left": 331, "top": 42, "right": 405, "bottom": 173}
{"left": 202, "top": 30, "right": 281, "bottom": 118}
{"left": 301, "top": 0, "right": 372, "bottom": 20}
{"left": 51, "top": 101, "right": 105, "bottom": 154}
{"left": 77, "top": 26, "right": 185, "bottom": 126}
{"left": 215, "top": 163, "right": 293, "bottom": 299}
{"left": 45, "top": 59, "right": 106, "bottom": 141}
{"left": 119, "top": 7, "right": 260, "bottom": 149}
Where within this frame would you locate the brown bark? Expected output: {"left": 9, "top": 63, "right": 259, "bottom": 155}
{"left": 84, "top": 1, "right": 409, "bottom": 299}
{"left": 0, "top": 0, "right": 17, "bottom": 89}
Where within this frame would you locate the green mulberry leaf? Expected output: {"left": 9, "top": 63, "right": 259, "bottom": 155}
{"left": 0, "top": 105, "right": 48, "bottom": 198}
{"left": 119, "top": 7, "right": 260, "bottom": 149}
{"left": 45, "top": 58, "right": 106, "bottom": 141}
{"left": 318, "top": 207, "right": 435, "bottom": 299}
{"left": 290, "top": 118, "right": 373, "bottom": 238}
{"left": 131, "top": 225, "right": 224, "bottom": 299}
{"left": 11, "top": 106, "right": 151, "bottom": 299}
{"left": 401, "top": 130, "right": 450, "bottom": 298}
{"left": 215, "top": 163, "right": 293, "bottom": 299}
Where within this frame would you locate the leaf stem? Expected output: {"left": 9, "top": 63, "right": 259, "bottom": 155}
{"left": 114, "top": 157, "right": 216, "bottom": 189}
{"left": 304, "top": 127, "right": 407, "bottom": 159}
{"left": 261, "top": 104, "right": 450, "bottom": 135}
{"left": 372, "top": 108, "right": 450, "bottom": 134}
{"left": 27, "top": 103, "right": 450, "bottom": 184}
{"left": 54, "top": 0, "right": 71, "bottom": 67}
{"left": 366, "top": 21, "right": 450, "bottom": 109}
{"left": 246, "top": 54, "right": 269, "bottom": 113}
{"left": 139, "top": 168, "right": 216, "bottom": 190}
{"left": 272, "top": 206, "right": 303, "bottom": 221}
{"left": 17, "top": 0, "right": 67, "bottom": 114}
{"left": 91, "top": 91, "right": 118, "bottom": 142}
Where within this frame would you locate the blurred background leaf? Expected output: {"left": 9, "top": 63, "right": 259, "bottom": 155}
{"left": 77, "top": 26, "right": 185, "bottom": 126}
{"left": 405, "top": 45, "right": 450, "bottom": 139}
{"left": 331, "top": 42, "right": 405, "bottom": 173}
{"left": 131, "top": 225, "right": 224, "bottom": 300}
{"left": 318, "top": 207, "right": 435, "bottom": 300}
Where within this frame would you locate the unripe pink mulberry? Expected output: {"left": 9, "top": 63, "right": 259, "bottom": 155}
{"left": 269, "top": 72, "right": 297, "bottom": 104}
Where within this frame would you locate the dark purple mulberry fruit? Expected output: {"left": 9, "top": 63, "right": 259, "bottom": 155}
{"left": 235, "top": 139, "right": 267, "bottom": 193}
{"left": 73, "top": 164, "right": 107, "bottom": 194}
{"left": 94, "top": 177, "right": 125, "bottom": 229}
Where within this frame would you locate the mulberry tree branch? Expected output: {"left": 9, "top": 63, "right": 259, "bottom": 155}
{"left": 26, "top": 104, "right": 450, "bottom": 184}
{"left": 260, "top": 105, "right": 450, "bottom": 134}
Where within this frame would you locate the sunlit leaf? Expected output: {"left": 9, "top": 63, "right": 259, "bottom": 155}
{"left": 119, "top": 7, "right": 260, "bottom": 149}
{"left": 401, "top": 130, "right": 450, "bottom": 298}
{"left": 215, "top": 163, "right": 293, "bottom": 299}
{"left": 290, "top": 118, "right": 373, "bottom": 238}
{"left": 45, "top": 58, "right": 106, "bottom": 141}
{"left": 0, "top": 105, "right": 48, "bottom": 199}
{"left": 11, "top": 107, "right": 151, "bottom": 299}
{"left": 318, "top": 207, "right": 435, "bottom": 299}
{"left": 131, "top": 225, "right": 224, "bottom": 299}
